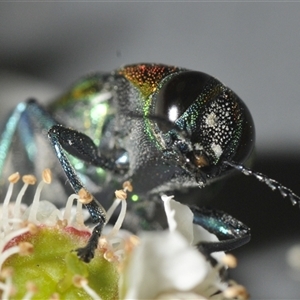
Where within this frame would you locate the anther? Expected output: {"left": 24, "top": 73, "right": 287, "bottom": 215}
{"left": 26, "top": 281, "right": 38, "bottom": 294}
{"left": 222, "top": 254, "right": 237, "bottom": 268}
{"left": 115, "top": 189, "right": 127, "bottom": 200}
{"left": 42, "top": 168, "right": 52, "bottom": 184}
{"left": 27, "top": 223, "right": 38, "bottom": 234}
{"left": 22, "top": 175, "right": 37, "bottom": 185}
{"left": 0, "top": 267, "right": 13, "bottom": 279}
{"left": 123, "top": 181, "right": 133, "bottom": 192}
{"left": 8, "top": 172, "right": 20, "bottom": 184}
{"left": 78, "top": 188, "right": 93, "bottom": 204}
{"left": 223, "top": 284, "right": 249, "bottom": 300}
{"left": 49, "top": 293, "right": 60, "bottom": 300}
{"left": 18, "top": 242, "right": 34, "bottom": 256}
{"left": 72, "top": 275, "right": 86, "bottom": 287}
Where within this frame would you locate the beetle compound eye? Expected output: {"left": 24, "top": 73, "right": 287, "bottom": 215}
{"left": 155, "top": 71, "right": 212, "bottom": 132}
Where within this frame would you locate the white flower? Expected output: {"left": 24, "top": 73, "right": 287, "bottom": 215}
{"left": 162, "top": 194, "right": 225, "bottom": 262}
{"left": 0, "top": 169, "right": 248, "bottom": 300}
{"left": 120, "top": 195, "right": 246, "bottom": 300}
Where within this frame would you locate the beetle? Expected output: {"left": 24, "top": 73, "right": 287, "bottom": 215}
{"left": 0, "top": 63, "right": 299, "bottom": 262}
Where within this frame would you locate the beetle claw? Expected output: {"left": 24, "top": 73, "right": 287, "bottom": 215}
{"left": 75, "top": 246, "right": 95, "bottom": 263}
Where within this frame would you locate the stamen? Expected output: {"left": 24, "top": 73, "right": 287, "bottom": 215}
{"left": 72, "top": 275, "right": 102, "bottom": 300}
{"left": 222, "top": 254, "right": 237, "bottom": 268}
{"left": 1, "top": 173, "right": 20, "bottom": 232}
{"left": 6, "top": 218, "right": 23, "bottom": 225}
{"left": 106, "top": 189, "right": 128, "bottom": 238}
{"left": 107, "top": 200, "right": 127, "bottom": 238}
{"left": 22, "top": 282, "right": 38, "bottom": 300}
{"left": 46, "top": 208, "right": 63, "bottom": 226}
{"left": 105, "top": 198, "right": 121, "bottom": 222}
{"left": 0, "top": 223, "right": 36, "bottom": 253}
{"left": 106, "top": 182, "right": 132, "bottom": 230}
{"left": 0, "top": 267, "right": 15, "bottom": 299}
{"left": 56, "top": 219, "right": 68, "bottom": 229}
{"left": 0, "top": 242, "right": 33, "bottom": 270}
{"left": 22, "top": 175, "right": 37, "bottom": 185}
{"left": 18, "top": 242, "right": 34, "bottom": 256}
{"left": 42, "top": 168, "right": 52, "bottom": 184}
{"left": 122, "top": 181, "right": 133, "bottom": 192}
{"left": 124, "top": 235, "right": 140, "bottom": 253}
{"left": 60, "top": 194, "right": 86, "bottom": 229}
{"left": 27, "top": 223, "right": 38, "bottom": 234}
{"left": 63, "top": 194, "right": 78, "bottom": 223}
{"left": 104, "top": 182, "right": 133, "bottom": 223}
{"left": 49, "top": 293, "right": 60, "bottom": 300}
{"left": 0, "top": 282, "right": 7, "bottom": 290}
{"left": 99, "top": 183, "right": 133, "bottom": 263}
{"left": 223, "top": 283, "right": 249, "bottom": 300}
{"left": 27, "top": 170, "right": 51, "bottom": 224}
{"left": 75, "top": 199, "right": 84, "bottom": 227}
{"left": 0, "top": 266, "right": 14, "bottom": 278}
{"left": 114, "top": 190, "right": 127, "bottom": 200}
{"left": 103, "top": 250, "right": 117, "bottom": 262}
{"left": 14, "top": 174, "right": 36, "bottom": 221}
{"left": 78, "top": 188, "right": 93, "bottom": 204}
{"left": 8, "top": 172, "right": 20, "bottom": 184}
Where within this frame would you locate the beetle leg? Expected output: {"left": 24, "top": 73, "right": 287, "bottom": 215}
{"left": 0, "top": 99, "right": 110, "bottom": 261}
{"left": 48, "top": 125, "right": 107, "bottom": 262}
{"left": 24, "top": 99, "right": 112, "bottom": 261}
{"left": 48, "top": 125, "right": 118, "bottom": 170}
{"left": 190, "top": 206, "right": 251, "bottom": 259}
{"left": 25, "top": 99, "right": 127, "bottom": 173}
{"left": 0, "top": 102, "right": 30, "bottom": 176}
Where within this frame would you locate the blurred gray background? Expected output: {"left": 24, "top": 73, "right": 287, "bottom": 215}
{"left": 1, "top": 2, "right": 300, "bottom": 299}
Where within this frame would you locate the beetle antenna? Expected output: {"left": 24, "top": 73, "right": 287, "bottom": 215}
{"left": 224, "top": 161, "right": 300, "bottom": 207}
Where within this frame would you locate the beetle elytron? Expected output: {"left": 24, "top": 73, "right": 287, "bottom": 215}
{"left": 0, "top": 64, "right": 299, "bottom": 262}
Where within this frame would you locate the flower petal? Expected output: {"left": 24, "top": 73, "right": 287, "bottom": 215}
{"left": 123, "top": 231, "right": 209, "bottom": 299}
{"left": 161, "top": 195, "right": 194, "bottom": 244}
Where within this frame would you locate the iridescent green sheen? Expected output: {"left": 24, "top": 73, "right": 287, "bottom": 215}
{"left": 118, "top": 64, "right": 181, "bottom": 149}
{"left": 49, "top": 75, "right": 114, "bottom": 187}
{"left": 50, "top": 75, "right": 105, "bottom": 108}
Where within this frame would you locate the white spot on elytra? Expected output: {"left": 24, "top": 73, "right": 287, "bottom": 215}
{"left": 205, "top": 112, "right": 218, "bottom": 127}
{"left": 211, "top": 143, "right": 223, "bottom": 158}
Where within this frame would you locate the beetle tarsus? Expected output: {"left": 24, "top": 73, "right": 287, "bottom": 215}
{"left": 191, "top": 206, "right": 251, "bottom": 254}
{"left": 75, "top": 223, "right": 103, "bottom": 263}
{"left": 75, "top": 246, "right": 95, "bottom": 263}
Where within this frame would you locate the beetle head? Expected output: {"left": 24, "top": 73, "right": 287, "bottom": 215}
{"left": 154, "top": 70, "right": 255, "bottom": 184}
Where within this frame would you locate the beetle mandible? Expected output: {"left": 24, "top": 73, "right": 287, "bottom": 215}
{"left": 0, "top": 63, "right": 299, "bottom": 262}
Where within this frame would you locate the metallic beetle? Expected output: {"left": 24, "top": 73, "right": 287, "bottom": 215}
{"left": 0, "top": 64, "right": 298, "bottom": 262}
